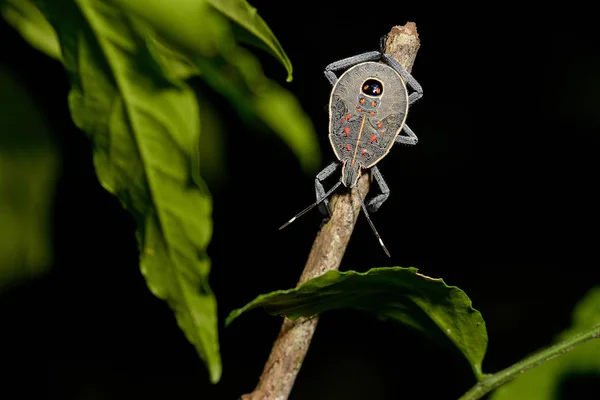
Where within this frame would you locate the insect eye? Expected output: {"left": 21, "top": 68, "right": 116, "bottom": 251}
{"left": 361, "top": 79, "right": 383, "bottom": 96}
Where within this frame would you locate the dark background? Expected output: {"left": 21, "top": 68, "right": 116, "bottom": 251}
{"left": 1, "top": 2, "right": 600, "bottom": 399}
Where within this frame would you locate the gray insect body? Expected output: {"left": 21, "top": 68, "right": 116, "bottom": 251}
{"left": 280, "top": 36, "right": 423, "bottom": 257}
{"left": 329, "top": 61, "right": 408, "bottom": 188}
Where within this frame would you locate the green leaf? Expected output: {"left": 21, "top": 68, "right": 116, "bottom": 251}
{"left": 206, "top": 0, "right": 293, "bottom": 81}
{"left": 490, "top": 286, "right": 600, "bottom": 400}
{"left": 145, "top": 35, "right": 200, "bottom": 81}
{"left": 113, "top": 0, "right": 292, "bottom": 80}
{"left": 193, "top": 49, "right": 321, "bottom": 173}
{"left": 0, "top": 65, "right": 59, "bottom": 289}
{"left": 115, "top": 0, "right": 319, "bottom": 173}
{"left": 1, "top": 0, "right": 61, "bottom": 60}
{"left": 39, "top": 0, "right": 221, "bottom": 382}
{"left": 227, "top": 266, "right": 488, "bottom": 379}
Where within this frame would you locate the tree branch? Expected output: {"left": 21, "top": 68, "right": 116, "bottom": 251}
{"left": 458, "top": 324, "right": 600, "bottom": 400}
{"left": 241, "top": 22, "right": 422, "bottom": 400}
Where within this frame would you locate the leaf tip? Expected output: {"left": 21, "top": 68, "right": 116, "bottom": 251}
{"left": 209, "top": 362, "right": 222, "bottom": 384}
{"left": 225, "top": 310, "right": 240, "bottom": 327}
{"left": 286, "top": 72, "right": 293, "bottom": 83}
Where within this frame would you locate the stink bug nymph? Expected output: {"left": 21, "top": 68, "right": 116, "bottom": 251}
{"left": 279, "top": 35, "right": 423, "bottom": 257}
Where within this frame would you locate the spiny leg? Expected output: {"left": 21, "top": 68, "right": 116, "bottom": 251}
{"left": 315, "top": 161, "right": 340, "bottom": 216}
{"left": 324, "top": 51, "right": 381, "bottom": 85}
{"left": 366, "top": 166, "right": 390, "bottom": 213}
{"left": 381, "top": 53, "right": 423, "bottom": 105}
{"left": 395, "top": 124, "right": 418, "bottom": 146}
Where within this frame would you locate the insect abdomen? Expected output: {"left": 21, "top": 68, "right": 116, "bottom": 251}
{"left": 328, "top": 62, "right": 409, "bottom": 167}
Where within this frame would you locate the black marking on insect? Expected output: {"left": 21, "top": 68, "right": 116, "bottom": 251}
{"left": 279, "top": 35, "right": 423, "bottom": 257}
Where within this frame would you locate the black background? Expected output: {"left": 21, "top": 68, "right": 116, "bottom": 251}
{"left": 2, "top": 2, "right": 600, "bottom": 399}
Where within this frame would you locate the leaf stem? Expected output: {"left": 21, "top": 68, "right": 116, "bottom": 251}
{"left": 240, "top": 23, "right": 422, "bottom": 400}
{"left": 458, "top": 323, "right": 600, "bottom": 400}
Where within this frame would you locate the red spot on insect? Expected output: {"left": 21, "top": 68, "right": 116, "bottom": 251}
{"left": 357, "top": 107, "right": 362, "bottom": 112}
{"left": 359, "top": 98, "right": 365, "bottom": 104}
{"left": 345, "top": 114, "right": 351, "bottom": 121}
{"left": 381, "top": 130, "right": 385, "bottom": 136}
{"left": 377, "top": 122, "right": 383, "bottom": 129}
{"left": 345, "top": 144, "right": 352, "bottom": 151}
{"left": 369, "top": 135, "right": 378, "bottom": 143}
{"left": 374, "top": 87, "right": 381, "bottom": 94}
{"left": 343, "top": 127, "right": 351, "bottom": 136}
{"left": 363, "top": 84, "right": 369, "bottom": 91}
{"left": 369, "top": 111, "right": 376, "bottom": 116}
{"left": 340, "top": 118, "right": 345, "bottom": 125}
{"left": 371, "top": 100, "right": 377, "bottom": 107}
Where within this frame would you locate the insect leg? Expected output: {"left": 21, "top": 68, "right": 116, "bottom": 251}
{"left": 381, "top": 54, "right": 423, "bottom": 105}
{"left": 356, "top": 182, "right": 390, "bottom": 257}
{"left": 324, "top": 51, "right": 381, "bottom": 85}
{"left": 315, "top": 161, "right": 340, "bottom": 216}
{"left": 395, "top": 124, "right": 418, "bottom": 146}
{"left": 379, "top": 35, "right": 388, "bottom": 53}
{"left": 280, "top": 180, "right": 342, "bottom": 230}
{"left": 366, "top": 166, "right": 390, "bottom": 213}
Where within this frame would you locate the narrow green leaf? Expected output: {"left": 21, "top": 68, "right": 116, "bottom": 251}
{"left": 39, "top": 0, "right": 221, "bottom": 382}
{"left": 1, "top": 0, "right": 61, "bottom": 60}
{"left": 205, "top": 0, "right": 293, "bottom": 81}
{"left": 227, "top": 267, "right": 488, "bottom": 380}
{"left": 490, "top": 286, "right": 600, "bottom": 400}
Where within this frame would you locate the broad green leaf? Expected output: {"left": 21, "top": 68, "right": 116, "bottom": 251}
{"left": 1, "top": 0, "right": 61, "bottom": 60}
{"left": 491, "top": 286, "right": 600, "bottom": 400}
{"left": 227, "top": 267, "right": 488, "bottom": 379}
{"left": 0, "top": 65, "right": 58, "bottom": 289}
{"left": 5, "top": 0, "right": 317, "bottom": 172}
{"left": 39, "top": 0, "right": 221, "bottom": 382}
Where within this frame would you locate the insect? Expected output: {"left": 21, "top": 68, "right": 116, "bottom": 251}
{"left": 279, "top": 35, "right": 423, "bottom": 257}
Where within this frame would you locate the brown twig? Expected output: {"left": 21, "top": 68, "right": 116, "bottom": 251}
{"left": 241, "top": 23, "right": 422, "bottom": 400}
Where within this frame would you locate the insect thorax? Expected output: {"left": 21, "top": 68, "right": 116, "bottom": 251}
{"left": 328, "top": 62, "right": 409, "bottom": 172}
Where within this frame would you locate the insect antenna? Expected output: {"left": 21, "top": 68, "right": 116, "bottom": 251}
{"left": 279, "top": 181, "right": 343, "bottom": 230}
{"left": 355, "top": 184, "right": 391, "bottom": 257}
